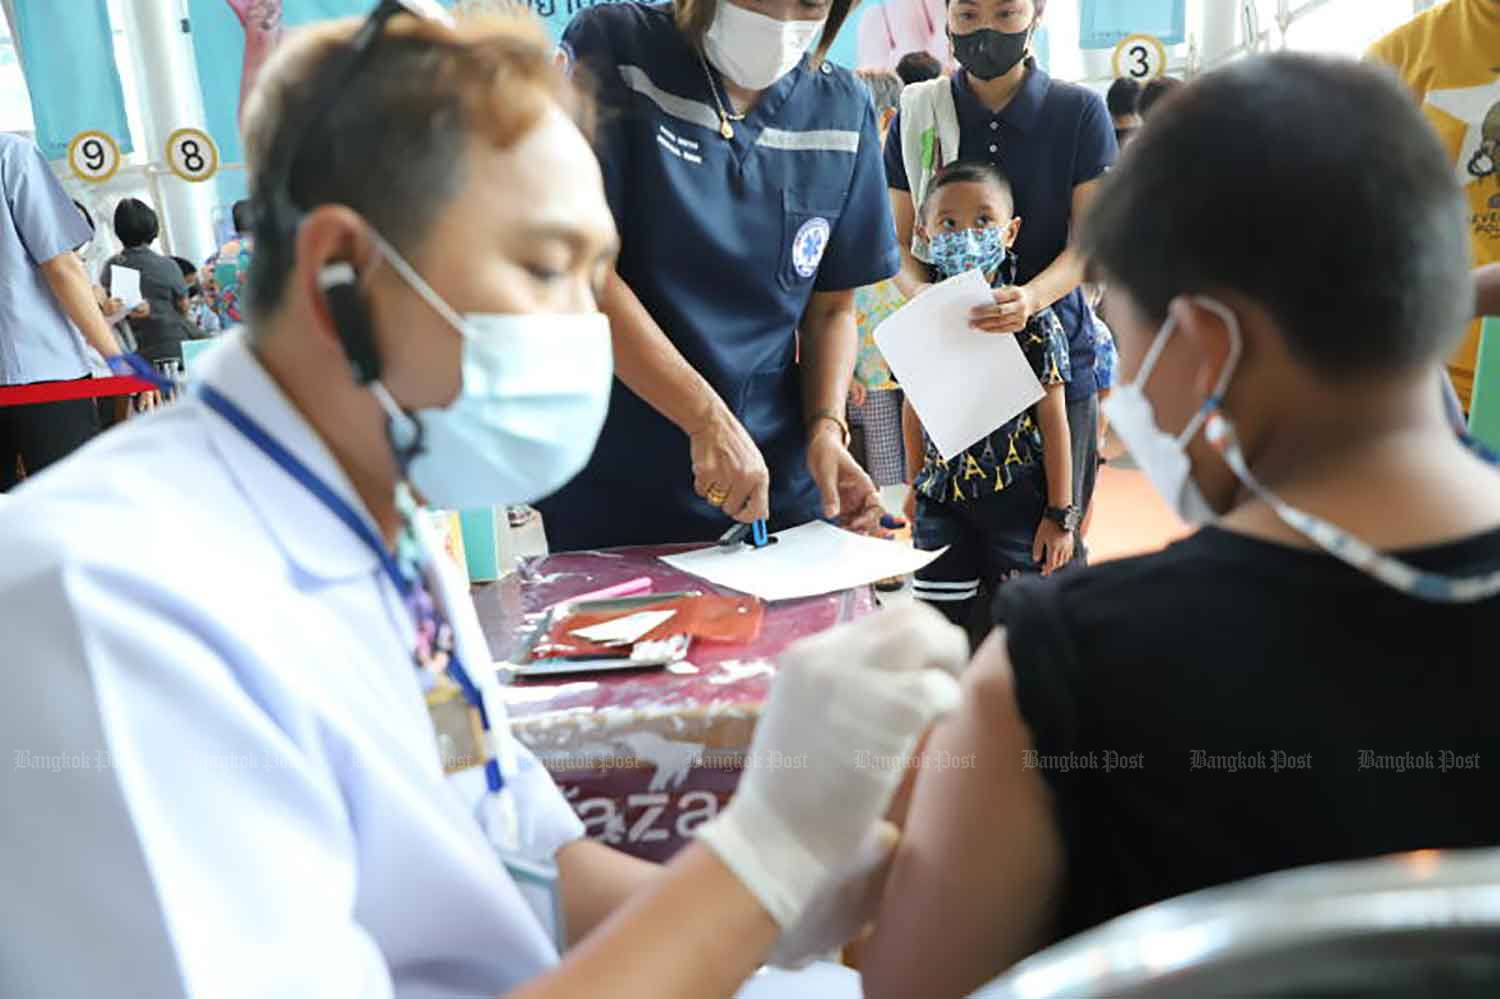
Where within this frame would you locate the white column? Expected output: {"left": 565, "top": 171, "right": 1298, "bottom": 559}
{"left": 116, "top": 0, "right": 216, "bottom": 264}
{"left": 1200, "top": 0, "right": 1247, "bottom": 70}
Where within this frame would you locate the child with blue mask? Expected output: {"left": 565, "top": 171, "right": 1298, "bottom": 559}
{"left": 902, "top": 162, "right": 1075, "bottom": 637}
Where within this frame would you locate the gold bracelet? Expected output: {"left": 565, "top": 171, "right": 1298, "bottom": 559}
{"left": 807, "top": 409, "right": 851, "bottom": 448}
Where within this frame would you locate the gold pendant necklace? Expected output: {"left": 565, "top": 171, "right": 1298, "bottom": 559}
{"left": 699, "top": 52, "right": 744, "bottom": 141}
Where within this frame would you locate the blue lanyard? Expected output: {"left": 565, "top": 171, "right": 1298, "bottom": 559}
{"left": 200, "top": 385, "right": 504, "bottom": 794}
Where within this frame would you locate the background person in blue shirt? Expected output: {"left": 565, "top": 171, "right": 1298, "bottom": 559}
{"left": 884, "top": 0, "right": 1117, "bottom": 563}
{"left": 537, "top": 0, "right": 899, "bottom": 550}
{"left": 0, "top": 133, "right": 122, "bottom": 491}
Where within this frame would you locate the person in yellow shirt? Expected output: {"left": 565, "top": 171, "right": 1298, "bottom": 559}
{"left": 1369, "top": 0, "right": 1500, "bottom": 409}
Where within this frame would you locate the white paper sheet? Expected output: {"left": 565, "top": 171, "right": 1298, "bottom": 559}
{"left": 875, "top": 269, "right": 1045, "bottom": 461}
{"left": 659, "top": 522, "right": 945, "bottom": 602}
{"left": 110, "top": 265, "right": 143, "bottom": 310}
{"left": 570, "top": 609, "right": 677, "bottom": 646}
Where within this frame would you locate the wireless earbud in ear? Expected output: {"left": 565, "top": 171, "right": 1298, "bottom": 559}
{"left": 318, "top": 261, "right": 381, "bottom": 385}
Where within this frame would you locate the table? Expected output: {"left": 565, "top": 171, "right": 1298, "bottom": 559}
{"left": 474, "top": 546, "right": 876, "bottom": 862}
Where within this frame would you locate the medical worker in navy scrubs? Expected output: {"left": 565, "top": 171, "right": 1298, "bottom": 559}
{"left": 537, "top": 0, "right": 899, "bottom": 550}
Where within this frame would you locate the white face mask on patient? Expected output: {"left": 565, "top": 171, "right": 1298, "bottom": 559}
{"left": 1105, "top": 295, "right": 1500, "bottom": 603}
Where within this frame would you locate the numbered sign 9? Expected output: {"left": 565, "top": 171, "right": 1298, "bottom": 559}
{"left": 165, "top": 128, "right": 219, "bottom": 183}
{"left": 1112, "top": 34, "right": 1168, "bottom": 83}
{"left": 67, "top": 131, "right": 123, "bottom": 183}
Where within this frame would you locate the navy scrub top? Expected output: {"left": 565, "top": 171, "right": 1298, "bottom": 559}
{"left": 538, "top": 2, "right": 900, "bottom": 551}
{"left": 885, "top": 61, "right": 1117, "bottom": 401}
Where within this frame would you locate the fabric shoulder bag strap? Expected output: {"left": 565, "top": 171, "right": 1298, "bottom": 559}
{"left": 901, "top": 77, "right": 962, "bottom": 264}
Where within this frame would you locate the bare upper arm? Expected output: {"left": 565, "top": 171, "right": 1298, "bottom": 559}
{"left": 802, "top": 288, "right": 856, "bottom": 329}
{"left": 556, "top": 839, "right": 661, "bottom": 948}
{"left": 862, "top": 629, "right": 1066, "bottom": 999}
{"left": 1071, "top": 176, "right": 1104, "bottom": 229}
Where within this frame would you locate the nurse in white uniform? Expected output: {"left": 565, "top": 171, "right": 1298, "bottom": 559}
{"left": 0, "top": 4, "right": 965, "bottom": 998}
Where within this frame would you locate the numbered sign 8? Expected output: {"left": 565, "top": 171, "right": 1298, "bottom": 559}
{"left": 1112, "top": 34, "right": 1168, "bottom": 83}
{"left": 165, "top": 128, "right": 220, "bottom": 183}
{"left": 67, "top": 131, "right": 123, "bottom": 184}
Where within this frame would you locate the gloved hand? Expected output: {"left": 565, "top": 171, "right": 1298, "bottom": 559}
{"left": 697, "top": 604, "right": 966, "bottom": 930}
{"left": 766, "top": 820, "right": 899, "bottom": 969}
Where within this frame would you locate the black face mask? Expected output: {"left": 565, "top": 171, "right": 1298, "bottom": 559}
{"left": 951, "top": 26, "right": 1032, "bottom": 81}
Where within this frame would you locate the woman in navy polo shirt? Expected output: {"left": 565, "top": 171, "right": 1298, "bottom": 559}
{"left": 537, "top": 0, "right": 898, "bottom": 550}
{"left": 885, "top": 0, "right": 1117, "bottom": 562}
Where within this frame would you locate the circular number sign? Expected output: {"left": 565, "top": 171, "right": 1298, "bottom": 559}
{"left": 67, "top": 131, "right": 123, "bottom": 183}
{"left": 165, "top": 128, "right": 220, "bottom": 183}
{"left": 1112, "top": 34, "right": 1168, "bottom": 83}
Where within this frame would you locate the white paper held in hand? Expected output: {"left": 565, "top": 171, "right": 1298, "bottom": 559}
{"left": 875, "top": 269, "right": 1045, "bottom": 461}
{"left": 110, "top": 265, "right": 144, "bottom": 310}
{"left": 660, "top": 522, "right": 945, "bottom": 602}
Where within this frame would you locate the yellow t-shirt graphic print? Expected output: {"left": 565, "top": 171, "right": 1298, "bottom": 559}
{"left": 1370, "top": 0, "right": 1500, "bottom": 408}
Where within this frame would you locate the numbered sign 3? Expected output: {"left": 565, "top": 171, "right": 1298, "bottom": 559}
{"left": 166, "top": 128, "right": 220, "bottom": 184}
{"left": 68, "top": 131, "right": 123, "bottom": 184}
{"left": 1112, "top": 33, "right": 1168, "bottom": 83}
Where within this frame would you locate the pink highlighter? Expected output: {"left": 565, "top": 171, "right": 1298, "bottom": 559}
{"left": 548, "top": 576, "right": 654, "bottom": 611}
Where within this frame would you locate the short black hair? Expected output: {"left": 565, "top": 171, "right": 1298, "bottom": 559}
{"left": 1080, "top": 53, "right": 1471, "bottom": 378}
{"left": 113, "top": 197, "right": 159, "bottom": 248}
{"left": 172, "top": 256, "right": 197, "bottom": 280}
{"left": 1138, "top": 75, "right": 1184, "bottom": 118}
{"left": 231, "top": 199, "right": 253, "bottom": 234}
{"left": 922, "top": 161, "right": 1015, "bottom": 220}
{"left": 1107, "top": 77, "right": 1142, "bottom": 118}
{"left": 896, "top": 51, "right": 943, "bottom": 86}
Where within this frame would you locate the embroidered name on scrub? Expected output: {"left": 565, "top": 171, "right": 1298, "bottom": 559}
{"left": 657, "top": 125, "right": 703, "bottom": 164}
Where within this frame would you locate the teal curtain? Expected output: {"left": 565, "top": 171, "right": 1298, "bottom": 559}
{"left": 12, "top": 0, "right": 133, "bottom": 159}
{"left": 1079, "top": 0, "right": 1186, "bottom": 50}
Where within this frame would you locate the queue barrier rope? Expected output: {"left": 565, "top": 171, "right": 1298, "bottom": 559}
{"left": 0, "top": 376, "right": 159, "bottom": 408}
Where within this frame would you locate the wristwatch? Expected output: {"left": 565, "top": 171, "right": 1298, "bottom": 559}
{"left": 1044, "top": 504, "right": 1080, "bottom": 532}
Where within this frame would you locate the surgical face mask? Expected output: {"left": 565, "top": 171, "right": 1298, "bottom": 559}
{"left": 1101, "top": 297, "right": 1242, "bottom": 526}
{"left": 704, "top": 2, "right": 825, "bottom": 91}
{"left": 928, "top": 226, "right": 1008, "bottom": 279}
{"left": 367, "top": 234, "right": 614, "bottom": 510}
{"left": 1108, "top": 297, "right": 1500, "bottom": 603}
{"left": 951, "top": 26, "right": 1032, "bottom": 81}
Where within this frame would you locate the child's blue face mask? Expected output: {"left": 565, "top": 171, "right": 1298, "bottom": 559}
{"left": 928, "top": 226, "right": 1008, "bottom": 279}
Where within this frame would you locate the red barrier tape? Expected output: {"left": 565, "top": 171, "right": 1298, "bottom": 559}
{"left": 0, "top": 377, "right": 158, "bottom": 407}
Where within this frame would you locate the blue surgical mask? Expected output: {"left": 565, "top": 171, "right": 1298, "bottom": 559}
{"left": 928, "top": 227, "right": 1008, "bottom": 279}
{"left": 367, "top": 232, "right": 614, "bottom": 510}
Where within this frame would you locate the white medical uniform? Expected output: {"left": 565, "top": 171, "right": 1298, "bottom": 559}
{"left": 0, "top": 334, "right": 584, "bottom": 997}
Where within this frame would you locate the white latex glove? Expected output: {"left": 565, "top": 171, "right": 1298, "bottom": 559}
{"left": 767, "top": 820, "right": 899, "bottom": 969}
{"left": 697, "top": 604, "right": 967, "bottom": 930}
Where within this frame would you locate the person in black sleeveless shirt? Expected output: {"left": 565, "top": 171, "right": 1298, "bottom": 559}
{"left": 862, "top": 53, "right": 1500, "bottom": 999}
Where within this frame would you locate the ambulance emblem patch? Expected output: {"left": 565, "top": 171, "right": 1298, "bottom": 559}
{"left": 792, "top": 217, "right": 831, "bottom": 278}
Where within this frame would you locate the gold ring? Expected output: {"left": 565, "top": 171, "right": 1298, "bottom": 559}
{"left": 706, "top": 485, "right": 729, "bottom": 506}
